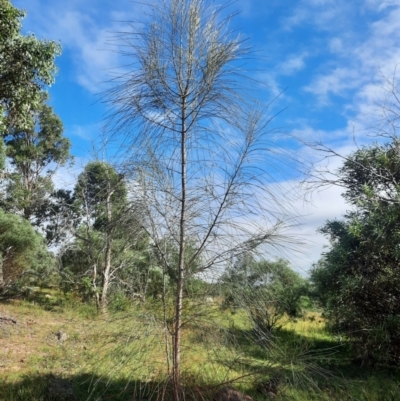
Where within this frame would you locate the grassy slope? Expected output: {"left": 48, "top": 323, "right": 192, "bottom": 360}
{"left": 0, "top": 292, "right": 399, "bottom": 400}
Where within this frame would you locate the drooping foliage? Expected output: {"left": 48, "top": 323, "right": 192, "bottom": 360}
{"left": 311, "top": 138, "right": 400, "bottom": 365}
{"left": 105, "top": 0, "right": 298, "bottom": 391}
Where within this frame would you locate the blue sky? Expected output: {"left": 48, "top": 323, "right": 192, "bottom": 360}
{"left": 12, "top": 0, "right": 400, "bottom": 272}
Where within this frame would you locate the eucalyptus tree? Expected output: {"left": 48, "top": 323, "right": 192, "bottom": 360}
{"left": 2, "top": 95, "right": 70, "bottom": 224}
{"left": 105, "top": 0, "right": 299, "bottom": 397}
{"left": 67, "top": 161, "right": 151, "bottom": 313}
{"left": 70, "top": 161, "right": 128, "bottom": 313}
{"left": 1, "top": 0, "right": 66, "bottom": 240}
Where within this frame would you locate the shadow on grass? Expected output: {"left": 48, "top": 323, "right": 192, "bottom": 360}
{"left": 0, "top": 372, "right": 243, "bottom": 401}
{"left": 0, "top": 373, "right": 170, "bottom": 401}
{"left": 1, "top": 288, "right": 65, "bottom": 309}
{"left": 216, "top": 325, "right": 400, "bottom": 400}
{"left": 0, "top": 288, "right": 98, "bottom": 318}
{"left": 218, "top": 324, "right": 345, "bottom": 363}
{"left": 2, "top": 355, "right": 400, "bottom": 401}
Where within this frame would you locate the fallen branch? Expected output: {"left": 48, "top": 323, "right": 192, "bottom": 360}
{"left": 0, "top": 316, "right": 17, "bottom": 324}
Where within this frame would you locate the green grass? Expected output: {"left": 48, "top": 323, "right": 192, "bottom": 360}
{"left": 0, "top": 293, "right": 399, "bottom": 400}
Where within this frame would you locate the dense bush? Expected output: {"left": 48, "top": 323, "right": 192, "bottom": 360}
{"left": 311, "top": 139, "right": 400, "bottom": 365}
{"left": 0, "top": 209, "right": 54, "bottom": 294}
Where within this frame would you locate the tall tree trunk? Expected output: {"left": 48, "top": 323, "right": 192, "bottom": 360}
{"left": 101, "top": 238, "right": 112, "bottom": 313}
{"left": 162, "top": 259, "right": 172, "bottom": 375}
{"left": 172, "top": 101, "right": 187, "bottom": 401}
{"left": 93, "top": 263, "right": 100, "bottom": 312}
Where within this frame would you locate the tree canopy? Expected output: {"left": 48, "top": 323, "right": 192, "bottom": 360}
{"left": 74, "top": 161, "right": 127, "bottom": 228}
{"left": 2, "top": 95, "right": 70, "bottom": 222}
{"left": 0, "top": 0, "right": 61, "bottom": 134}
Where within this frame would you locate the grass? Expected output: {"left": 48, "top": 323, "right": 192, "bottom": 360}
{"left": 0, "top": 292, "right": 399, "bottom": 400}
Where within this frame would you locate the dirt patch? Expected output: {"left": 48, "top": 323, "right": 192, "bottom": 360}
{"left": 0, "top": 302, "right": 71, "bottom": 374}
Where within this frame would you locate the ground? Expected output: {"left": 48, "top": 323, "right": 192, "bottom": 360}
{"left": 0, "top": 291, "right": 399, "bottom": 400}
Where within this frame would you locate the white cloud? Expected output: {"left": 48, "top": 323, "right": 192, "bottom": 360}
{"left": 256, "top": 176, "right": 348, "bottom": 274}
{"left": 291, "top": 184, "right": 347, "bottom": 274}
{"left": 364, "top": 0, "right": 399, "bottom": 11}
{"left": 282, "top": 0, "right": 351, "bottom": 32}
{"left": 304, "top": 67, "right": 363, "bottom": 104}
{"left": 304, "top": 3, "right": 400, "bottom": 109}
{"left": 52, "top": 160, "right": 86, "bottom": 191}
{"left": 254, "top": 52, "right": 310, "bottom": 101}
{"left": 69, "top": 123, "right": 102, "bottom": 141}
{"left": 48, "top": 11, "right": 123, "bottom": 93}
{"left": 280, "top": 53, "right": 308, "bottom": 75}
{"left": 15, "top": 0, "right": 142, "bottom": 93}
